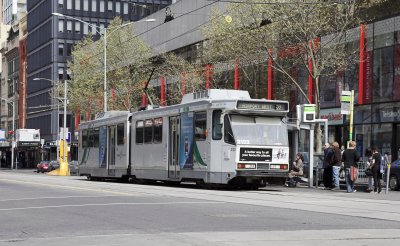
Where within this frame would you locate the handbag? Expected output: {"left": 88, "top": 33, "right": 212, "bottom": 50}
{"left": 365, "top": 168, "right": 373, "bottom": 177}
{"left": 350, "top": 166, "right": 358, "bottom": 181}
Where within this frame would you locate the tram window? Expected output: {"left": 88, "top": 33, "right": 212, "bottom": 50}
{"left": 212, "top": 110, "right": 222, "bottom": 140}
{"left": 82, "top": 129, "right": 88, "bottom": 148}
{"left": 153, "top": 118, "right": 163, "bottom": 143}
{"left": 224, "top": 115, "right": 235, "bottom": 145}
{"left": 144, "top": 119, "right": 153, "bottom": 143}
{"left": 136, "top": 121, "right": 144, "bottom": 144}
{"left": 88, "top": 128, "right": 94, "bottom": 147}
{"left": 93, "top": 128, "right": 100, "bottom": 147}
{"left": 117, "top": 124, "right": 124, "bottom": 145}
{"left": 195, "top": 112, "right": 207, "bottom": 141}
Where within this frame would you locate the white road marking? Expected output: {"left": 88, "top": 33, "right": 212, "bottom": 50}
{"left": 0, "top": 201, "right": 224, "bottom": 212}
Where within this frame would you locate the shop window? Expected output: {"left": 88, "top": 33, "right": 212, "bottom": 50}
{"left": 372, "top": 123, "right": 393, "bottom": 155}
{"left": 212, "top": 110, "right": 222, "bottom": 140}
{"left": 117, "top": 124, "right": 124, "bottom": 145}
{"left": 153, "top": 118, "right": 163, "bottom": 143}
{"left": 136, "top": 121, "right": 144, "bottom": 144}
{"left": 373, "top": 46, "right": 394, "bottom": 102}
{"left": 144, "top": 119, "right": 153, "bottom": 143}
{"left": 195, "top": 112, "right": 207, "bottom": 141}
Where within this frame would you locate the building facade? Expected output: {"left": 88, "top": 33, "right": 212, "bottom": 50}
{"left": 26, "top": 0, "right": 172, "bottom": 160}
{"left": 2, "top": 0, "right": 26, "bottom": 25}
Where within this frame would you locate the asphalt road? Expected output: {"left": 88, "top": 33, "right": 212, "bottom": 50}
{"left": 1, "top": 170, "right": 400, "bottom": 246}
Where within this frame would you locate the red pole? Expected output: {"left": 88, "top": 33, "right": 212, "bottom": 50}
{"left": 206, "top": 64, "right": 212, "bottom": 90}
{"left": 234, "top": 60, "right": 240, "bottom": 90}
{"left": 181, "top": 72, "right": 186, "bottom": 96}
{"left": 358, "top": 24, "right": 365, "bottom": 105}
{"left": 75, "top": 110, "right": 80, "bottom": 130}
{"left": 267, "top": 49, "right": 274, "bottom": 100}
{"left": 142, "top": 81, "right": 147, "bottom": 107}
{"left": 161, "top": 77, "right": 166, "bottom": 106}
{"left": 111, "top": 86, "right": 115, "bottom": 110}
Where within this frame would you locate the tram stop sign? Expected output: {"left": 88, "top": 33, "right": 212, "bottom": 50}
{"left": 341, "top": 91, "right": 351, "bottom": 115}
{"left": 302, "top": 104, "right": 316, "bottom": 123}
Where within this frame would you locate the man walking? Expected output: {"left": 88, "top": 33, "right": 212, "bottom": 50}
{"left": 330, "top": 142, "right": 342, "bottom": 190}
{"left": 323, "top": 143, "right": 333, "bottom": 189}
{"left": 342, "top": 141, "right": 360, "bottom": 193}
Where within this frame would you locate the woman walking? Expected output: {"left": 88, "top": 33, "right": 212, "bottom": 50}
{"left": 371, "top": 147, "right": 382, "bottom": 193}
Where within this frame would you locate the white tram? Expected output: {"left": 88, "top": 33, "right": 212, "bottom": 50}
{"left": 78, "top": 89, "right": 290, "bottom": 188}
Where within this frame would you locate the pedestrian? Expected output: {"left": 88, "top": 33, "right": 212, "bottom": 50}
{"left": 322, "top": 143, "right": 333, "bottom": 190}
{"left": 287, "top": 153, "right": 304, "bottom": 187}
{"left": 365, "top": 148, "right": 374, "bottom": 193}
{"left": 342, "top": 141, "right": 360, "bottom": 193}
{"left": 370, "top": 147, "right": 382, "bottom": 193}
{"left": 330, "top": 141, "right": 342, "bottom": 190}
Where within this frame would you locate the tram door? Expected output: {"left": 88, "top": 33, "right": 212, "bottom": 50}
{"left": 168, "top": 116, "right": 180, "bottom": 179}
{"left": 108, "top": 125, "right": 116, "bottom": 176}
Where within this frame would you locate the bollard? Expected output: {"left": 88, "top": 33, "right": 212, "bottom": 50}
{"left": 385, "top": 163, "right": 391, "bottom": 194}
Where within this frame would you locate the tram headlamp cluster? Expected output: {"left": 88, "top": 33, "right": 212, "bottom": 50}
{"left": 270, "top": 164, "right": 289, "bottom": 170}
{"left": 237, "top": 163, "right": 256, "bottom": 169}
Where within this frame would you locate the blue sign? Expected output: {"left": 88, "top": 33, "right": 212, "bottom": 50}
{"left": 179, "top": 113, "right": 194, "bottom": 169}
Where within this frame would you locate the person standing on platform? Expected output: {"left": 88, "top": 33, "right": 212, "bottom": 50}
{"left": 323, "top": 143, "right": 333, "bottom": 190}
{"left": 371, "top": 147, "right": 382, "bottom": 193}
{"left": 342, "top": 141, "right": 360, "bottom": 193}
{"left": 330, "top": 142, "right": 342, "bottom": 190}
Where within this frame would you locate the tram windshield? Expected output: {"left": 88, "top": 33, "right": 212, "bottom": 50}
{"left": 228, "top": 115, "right": 288, "bottom": 146}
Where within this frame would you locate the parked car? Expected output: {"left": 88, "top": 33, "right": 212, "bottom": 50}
{"left": 36, "top": 160, "right": 50, "bottom": 173}
{"left": 48, "top": 161, "right": 60, "bottom": 172}
{"left": 389, "top": 159, "right": 400, "bottom": 191}
{"left": 69, "top": 161, "right": 79, "bottom": 175}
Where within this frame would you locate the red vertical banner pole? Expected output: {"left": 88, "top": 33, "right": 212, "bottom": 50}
{"left": 181, "top": 72, "right": 186, "bottom": 97}
{"left": 75, "top": 110, "right": 80, "bottom": 130}
{"left": 161, "top": 77, "right": 166, "bottom": 106}
{"left": 142, "top": 81, "right": 147, "bottom": 107}
{"left": 267, "top": 49, "right": 274, "bottom": 100}
{"left": 234, "top": 60, "right": 240, "bottom": 90}
{"left": 111, "top": 86, "right": 115, "bottom": 110}
{"left": 206, "top": 64, "right": 212, "bottom": 90}
{"left": 358, "top": 24, "right": 365, "bottom": 105}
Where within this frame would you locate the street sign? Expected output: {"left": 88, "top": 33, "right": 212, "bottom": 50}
{"left": 302, "top": 104, "right": 316, "bottom": 123}
{"left": 341, "top": 90, "right": 351, "bottom": 115}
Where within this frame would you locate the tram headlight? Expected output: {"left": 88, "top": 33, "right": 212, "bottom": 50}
{"left": 237, "top": 163, "right": 256, "bottom": 169}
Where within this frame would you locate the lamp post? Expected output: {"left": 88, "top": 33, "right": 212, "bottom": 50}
{"left": 1, "top": 97, "right": 15, "bottom": 169}
{"left": 52, "top": 13, "right": 155, "bottom": 112}
{"left": 33, "top": 78, "right": 60, "bottom": 161}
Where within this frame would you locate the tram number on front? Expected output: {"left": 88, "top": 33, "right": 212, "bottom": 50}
{"left": 237, "top": 139, "right": 250, "bottom": 145}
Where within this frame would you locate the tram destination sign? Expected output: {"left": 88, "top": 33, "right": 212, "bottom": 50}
{"left": 239, "top": 147, "right": 272, "bottom": 162}
{"left": 236, "top": 101, "right": 288, "bottom": 111}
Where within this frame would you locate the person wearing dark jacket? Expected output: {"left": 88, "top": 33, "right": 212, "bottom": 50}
{"left": 371, "top": 147, "right": 382, "bottom": 193}
{"left": 342, "top": 141, "right": 360, "bottom": 193}
{"left": 330, "top": 141, "right": 342, "bottom": 190}
{"left": 323, "top": 143, "right": 333, "bottom": 189}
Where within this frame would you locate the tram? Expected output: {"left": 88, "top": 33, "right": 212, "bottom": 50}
{"left": 78, "top": 89, "right": 290, "bottom": 188}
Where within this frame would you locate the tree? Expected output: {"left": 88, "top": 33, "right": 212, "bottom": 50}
{"left": 68, "top": 17, "right": 203, "bottom": 117}
{"left": 202, "top": 0, "right": 388, "bottom": 151}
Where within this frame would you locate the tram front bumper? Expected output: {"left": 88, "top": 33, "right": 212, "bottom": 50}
{"left": 236, "top": 170, "right": 288, "bottom": 178}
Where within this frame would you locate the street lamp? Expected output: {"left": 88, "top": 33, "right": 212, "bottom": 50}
{"left": 0, "top": 97, "right": 15, "bottom": 169}
{"left": 33, "top": 78, "right": 61, "bottom": 162}
{"left": 52, "top": 13, "right": 155, "bottom": 112}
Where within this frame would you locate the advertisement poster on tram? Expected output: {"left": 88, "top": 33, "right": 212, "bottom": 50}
{"left": 99, "top": 126, "right": 107, "bottom": 168}
{"left": 179, "top": 112, "right": 194, "bottom": 169}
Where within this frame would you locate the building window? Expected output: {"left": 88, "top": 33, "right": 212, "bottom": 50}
{"left": 83, "top": 23, "right": 89, "bottom": 34}
{"left": 100, "top": 0, "right": 105, "bottom": 12}
{"left": 75, "top": 0, "right": 81, "bottom": 10}
{"left": 83, "top": 0, "right": 89, "bottom": 11}
{"left": 59, "top": 0, "right": 64, "bottom": 9}
{"left": 58, "top": 19, "right": 64, "bottom": 33}
{"left": 8, "top": 104, "right": 12, "bottom": 117}
{"left": 123, "top": 2, "right": 128, "bottom": 14}
{"left": 373, "top": 46, "right": 394, "bottom": 102}
{"left": 75, "top": 22, "right": 81, "bottom": 34}
{"left": 67, "top": 43, "right": 73, "bottom": 56}
{"left": 115, "top": 1, "right": 120, "bottom": 14}
{"left": 58, "top": 68, "right": 64, "bottom": 80}
{"left": 91, "top": 0, "right": 97, "bottom": 12}
{"left": 107, "top": 0, "right": 113, "bottom": 12}
{"left": 67, "top": 20, "right": 72, "bottom": 33}
{"left": 67, "top": 0, "right": 72, "bottom": 9}
{"left": 58, "top": 43, "right": 64, "bottom": 56}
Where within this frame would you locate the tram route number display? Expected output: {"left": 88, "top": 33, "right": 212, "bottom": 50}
{"left": 239, "top": 148, "right": 272, "bottom": 162}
